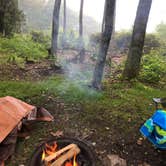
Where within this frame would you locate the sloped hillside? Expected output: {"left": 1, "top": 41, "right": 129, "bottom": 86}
{"left": 19, "top": 0, "right": 100, "bottom": 36}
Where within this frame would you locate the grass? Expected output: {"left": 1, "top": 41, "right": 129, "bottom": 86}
{"left": 0, "top": 76, "right": 165, "bottom": 123}
{"left": 1, "top": 75, "right": 165, "bottom": 166}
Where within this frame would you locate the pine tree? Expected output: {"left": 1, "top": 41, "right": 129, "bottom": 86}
{"left": 0, "top": 0, "right": 24, "bottom": 36}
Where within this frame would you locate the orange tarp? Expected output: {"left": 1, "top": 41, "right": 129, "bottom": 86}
{"left": 0, "top": 96, "right": 36, "bottom": 143}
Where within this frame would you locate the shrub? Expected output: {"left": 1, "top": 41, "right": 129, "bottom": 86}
{"left": 139, "top": 51, "right": 166, "bottom": 84}
{"left": 0, "top": 34, "right": 47, "bottom": 66}
{"left": 30, "top": 31, "right": 50, "bottom": 48}
{"left": 144, "top": 34, "right": 161, "bottom": 54}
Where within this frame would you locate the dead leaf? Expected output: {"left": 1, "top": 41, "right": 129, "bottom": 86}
{"left": 50, "top": 130, "right": 64, "bottom": 137}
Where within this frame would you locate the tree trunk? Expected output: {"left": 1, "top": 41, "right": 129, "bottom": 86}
{"left": 0, "top": 0, "right": 23, "bottom": 36}
{"left": 0, "top": 10, "right": 4, "bottom": 34}
{"left": 0, "top": 0, "right": 5, "bottom": 35}
{"left": 51, "top": 0, "right": 62, "bottom": 56}
{"left": 62, "top": 0, "right": 66, "bottom": 48}
{"left": 123, "top": 0, "right": 152, "bottom": 80}
{"left": 92, "top": 0, "right": 116, "bottom": 89}
{"left": 79, "top": 0, "right": 85, "bottom": 63}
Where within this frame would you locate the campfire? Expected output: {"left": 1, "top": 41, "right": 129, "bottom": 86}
{"left": 29, "top": 138, "right": 96, "bottom": 166}
{"left": 42, "top": 142, "right": 80, "bottom": 166}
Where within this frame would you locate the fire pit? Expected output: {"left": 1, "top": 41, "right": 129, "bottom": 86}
{"left": 29, "top": 137, "right": 96, "bottom": 166}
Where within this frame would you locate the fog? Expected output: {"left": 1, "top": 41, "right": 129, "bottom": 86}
{"left": 49, "top": 0, "right": 166, "bottom": 32}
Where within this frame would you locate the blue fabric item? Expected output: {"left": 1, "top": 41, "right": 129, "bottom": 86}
{"left": 152, "top": 110, "right": 166, "bottom": 130}
{"left": 140, "top": 119, "right": 154, "bottom": 137}
{"left": 147, "top": 133, "right": 166, "bottom": 149}
{"left": 140, "top": 109, "right": 166, "bottom": 149}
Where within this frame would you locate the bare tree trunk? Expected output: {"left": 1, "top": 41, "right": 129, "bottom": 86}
{"left": 0, "top": 10, "right": 4, "bottom": 34}
{"left": 123, "top": 0, "right": 152, "bottom": 80}
{"left": 62, "top": 0, "right": 66, "bottom": 48}
{"left": 79, "top": 0, "right": 85, "bottom": 63}
{"left": 51, "top": 0, "right": 62, "bottom": 56}
{"left": 92, "top": 0, "right": 116, "bottom": 89}
{"left": 0, "top": 0, "right": 6, "bottom": 35}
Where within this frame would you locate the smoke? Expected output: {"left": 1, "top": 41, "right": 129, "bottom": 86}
{"left": 57, "top": 52, "right": 94, "bottom": 85}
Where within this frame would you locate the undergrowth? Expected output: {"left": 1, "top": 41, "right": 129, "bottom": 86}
{"left": 0, "top": 76, "right": 165, "bottom": 113}
{"left": 0, "top": 34, "right": 47, "bottom": 67}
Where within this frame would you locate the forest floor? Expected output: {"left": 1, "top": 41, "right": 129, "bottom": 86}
{"left": 0, "top": 52, "right": 166, "bottom": 166}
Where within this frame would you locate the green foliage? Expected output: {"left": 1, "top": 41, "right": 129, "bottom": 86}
{"left": 156, "top": 22, "right": 166, "bottom": 42}
{"left": 139, "top": 51, "right": 166, "bottom": 84}
{"left": 58, "top": 29, "right": 79, "bottom": 49}
{"left": 0, "top": 35, "right": 47, "bottom": 65}
{"left": 89, "top": 33, "right": 101, "bottom": 45}
{"left": 0, "top": 0, "right": 25, "bottom": 36}
{"left": 114, "top": 31, "right": 131, "bottom": 53}
{"left": 144, "top": 34, "right": 161, "bottom": 54}
{"left": 30, "top": 31, "right": 51, "bottom": 48}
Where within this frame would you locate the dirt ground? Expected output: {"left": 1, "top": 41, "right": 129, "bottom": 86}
{"left": 1, "top": 53, "right": 166, "bottom": 166}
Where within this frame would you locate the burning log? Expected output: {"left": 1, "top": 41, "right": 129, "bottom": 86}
{"left": 50, "top": 145, "right": 80, "bottom": 166}
{"left": 44, "top": 143, "right": 80, "bottom": 165}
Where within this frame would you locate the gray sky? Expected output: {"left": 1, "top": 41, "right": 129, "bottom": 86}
{"left": 65, "top": 0, "right": 166, "bottom": 32}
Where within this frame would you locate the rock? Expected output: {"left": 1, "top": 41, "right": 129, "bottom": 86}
{"left": 92, "top": 142, "right": 96, "bottom": 146}
{"left": 137, "top": 137, "right": 143, "bottom": 145}
{"left": 138, "top": 162, "right": 151, "bottom": 166}
{"left": 104, "top": 154, "right": 127, "bottom": 166}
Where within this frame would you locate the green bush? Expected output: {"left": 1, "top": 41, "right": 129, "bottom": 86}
{"left": 30, "top": 31, "right": 50, "bottom": 48}
{"left": 58, "top": 29, "right": 79, "bottom": 49}
{"left": 114, "top": 31, "right": 131, "bottom": 53}
{"left": 0, "top": 34, "right": 47, "bottom": 64}
{"left": 144, "top": 34, "right": 161, "bottom": 54}
{"left": 139, "top": 51, "right": 166, "bottom": 84}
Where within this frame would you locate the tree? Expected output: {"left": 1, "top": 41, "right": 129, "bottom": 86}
{"left": 78, "top": 0, "right": 85, "bottom": 63}
{"left": 123, "top": 0, "right": 152, "bottom": 80}
{"left": 0, "top": 0, "right": 5, "bottom": 34}
{"left": 0, "top": 0, "right": 24, "bottom": 36}
{"left": 92, "top": 0, "right": 116, "bottom": 89}
{"left": 62, "top": 0, "right": 66, "bottom": 48}
{"left": 51, "top": 0, "right": 62, "bottom": 56}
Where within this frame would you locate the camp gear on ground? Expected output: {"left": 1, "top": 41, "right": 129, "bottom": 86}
{"left": 140, "top": 109, "right": 166, "bottom": 149}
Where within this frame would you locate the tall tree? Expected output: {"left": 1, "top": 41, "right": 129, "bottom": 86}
{"left": 78, "top": 0, "right": 85, "bottom": 63}
{"left": 51, "top": 0, "right": 62, "bottom": 56}
{"left": 0, "top": 0, "right": 24, "bottom": 36}
{"left": 0, "top": 0, "right": 5, "bottom": 34}
{"left": 92, "top": 0, "right": 116, "bottom": 89}
{"left": 123, "top": 0, "right": 152, "bottom": 80}
{"left": 62, "top": 0, "right": 66, "bottom": 48}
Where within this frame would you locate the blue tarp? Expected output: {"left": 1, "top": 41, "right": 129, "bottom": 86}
{"left": 140, "top": 110, "right": 166, "bottom": 149}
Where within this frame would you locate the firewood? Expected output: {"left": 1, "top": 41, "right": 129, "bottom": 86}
{"left": 50, "top": 145, "right": 80, "bottom": 166}
{"left": 44, "top": 144, "right": 77, "bottom": 163}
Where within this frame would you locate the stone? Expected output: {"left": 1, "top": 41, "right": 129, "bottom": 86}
{"left": 104, "top": 154, "right": 127, "bottom": 166}
{"left": 138, "top": 162, "right": 151, "bottom": 166}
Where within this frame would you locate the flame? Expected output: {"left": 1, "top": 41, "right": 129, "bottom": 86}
{"left": 41, "top": 142, "right": 57, "bottom": 161}
{"left": 73, "top": 153, "right": 78, "bottom": 166}
{"left": 42, "top": 150, "right": 46, "bottom": 161}
{"left": 65, "top": 161, "right": 73, "bottom": 166}
{"left": 45, "top": 142, "right": 57, "bottom": 155}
